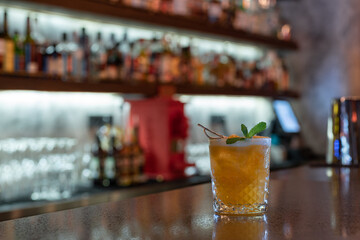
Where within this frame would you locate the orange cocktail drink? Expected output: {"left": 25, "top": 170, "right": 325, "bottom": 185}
{"left": 209, "top": 136, "right": 271, "bottom": 215}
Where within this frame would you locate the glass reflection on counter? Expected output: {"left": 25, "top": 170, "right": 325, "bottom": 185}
{"left": 328, "top": 167, "right": 359, "bottom": 237}
{"left": 213, "top": 214, "right": 268, "bottom": 240}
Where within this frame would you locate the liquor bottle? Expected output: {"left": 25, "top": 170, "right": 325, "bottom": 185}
{"left": 56, "top": 33, "right": 72, "bottom": 79}
{"left": 159, "top": 35, "right": 173, "bottom": 83}
{"left": 95, "top": 133, "right": 111, "bottom": 187}
{"left": 220, "top": 0, "right": 229, "bottom": 23}
{"left": 226, "top": 56, "right": 236, "bottom": 86}
{"left": 13, "top": 31, "right": 25, "bottom": 72}
{"left": 281, "top": 60, "right": 289, "bottom": 90}
{"left": 39, "top": 41, "right": 49, "bottom": 73}
{"left": 221, "top": 0, "right": 236, "bottom": 26}
{"left": 210, "top": 54, "right": 221, "bottom": 86}
{"left": 119, "top": 31, "right": 131, "bottom": 81}
{"left": 146, "top": 0, "right": 161, "bottom": 12}
{"left": 46, "top": 43, "right": 57, "bottom": 76}
{"left": 117, "top": 142, "right": 132, "bottom": 186}
{"left": 90, "top": 32, "right": 107, "bottom": 81}
{"left": 95, "top": 124, "right": 114, "bottom": 187}
{"left": 0, "top": 13, "right": 5, "bottom": 70}
{"left": 31, "top": 17, "right": 46, "bottom": 73}
{"left": 208, "top": 0, "right": 222, "bottom": 23}
{"left": 70, "top": 32, "right": 82, "bottom": 81}
{"left": 3, "top": 11, "right": 14, "bottom": 72}
{"left": 172, "top": 0, "right": 188, "bottom": 16}
{"left": 244, "top": 0, "right": 260, "bottom": 33}
{"left": 130, "top": 0, "right": 144, "bottom": 8}
{"left": 179, "top": 46, "right": 192, "bottom": 84}
{"left": 169, "top": 36, "right": 181, "bottom": 83}
{"left": 116, "top": 124, "right": 132, "bottom": 187}
{"left": 193, "top": 56, "right": 205, "bottom": 86}
{"left": 159, "top": 0, "right": 173, "bottom": 14}
{"left": 24, "top": 16, "right": 38, "bottom": 73}
{"left": 79, "top": 27, "right": 90, "bottom": 79}
{"left": 233, "top": 0, "right": 247, "bottom": 30}
{"left": 112, "top": 126, "right": 123, "bottom": 186}
{"left": 128, "top": 41, "right": 135, "bottom": 80}
{"left": 106, "top": 33, "right": 120, "bottom": 80}
{"left": 130, "top": 123, "right": 146, "bottom": 184}
{"left": 131, "top": 39, "right": 141, "bottom": 81}
{"left": 136, "top": 39, "right": 150, "bottom": 82}
{"left": 147, "top": 36, "right": 161, "bottom": 83}
{"left": 189, "top": 0, "right": 206, "bottom": 18}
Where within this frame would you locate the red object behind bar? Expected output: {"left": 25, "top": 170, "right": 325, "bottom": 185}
{"left": 128, "top": 97, "right": 191, "bottom": 181}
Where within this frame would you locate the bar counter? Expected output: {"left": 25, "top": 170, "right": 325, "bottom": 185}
{"left": 1, "top": 165, "right": 360, "bottom": 239}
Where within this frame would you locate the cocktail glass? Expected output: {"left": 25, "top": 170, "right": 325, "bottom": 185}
{"left": 209, "top": 136, "right": 271, "bottom": 215}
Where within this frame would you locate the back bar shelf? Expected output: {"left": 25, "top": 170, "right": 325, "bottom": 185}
{"left": 9, "top": 0, "right": 298, "bottom": 50}
{"left": 0, "top": 73, "right": 300, "bottom": 98}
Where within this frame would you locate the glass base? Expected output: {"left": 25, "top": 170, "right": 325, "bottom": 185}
{"left": 213, "top": 200, "right": 267, "bottom": 215}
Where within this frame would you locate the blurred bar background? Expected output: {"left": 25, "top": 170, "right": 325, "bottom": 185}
{"left": 0, "top": 0, "right": 347, "bottom": 219}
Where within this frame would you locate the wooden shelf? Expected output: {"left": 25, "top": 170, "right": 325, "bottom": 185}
{"left": 13, "top": 0, "right": 298, "bottom": 50}
{"left": 0, "top": 73, "right": 157, "bottom": 96}
{"left": 0, "top": 73, "right": 300, "bottom": 99}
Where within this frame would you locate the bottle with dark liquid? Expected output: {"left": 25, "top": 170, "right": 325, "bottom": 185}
{"left": 32, "top": 17, "right": 45, "bottom": 74}
{"left": 79, "top": 27, "right": 90, "bottom": 79}
{"left": 106, "top": 33, "right": 120, "bottom": 80}
{"left": 94, "top": 125, "right": 113, "bottom": 187}
{"left": 24, "top": 16, "right": 38, "bottom": 73}
{"left": 119, "top": 31, "right": 131, "bottom": 81}
{"left": 112, "top": 126, "right": 124, "bottom": 186}
{"left": 130, "top": 123, "right": 146, "bottom": 184}
{"left": 148, "top": 35, "right": 161, "bottom": 83}
{"left": 118, "top": 142, "right": 132, "bottom": 186}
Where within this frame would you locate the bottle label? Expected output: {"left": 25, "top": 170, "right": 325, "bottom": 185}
{"left": 48, "top": 57, "right": 56, "bottom": 75}
{"left": 28, "top": 62, "right": 38, "bottom": 74}
{"left": 132, "top": 0, "right": 142, "bottom": 7}
{"left": 0, "top": 39, "right": 5, "bottom": 55}
{"left": 24, "top": 43, "right": 31, "bottom": 69}
{"left": 209, "top": 3, "right": 222, "bottom": 19}
{"left": 57, "top": 56, "right": 64, "bottom": 76}
{"left": 160, "top": 54, "right": 172, "bottom": 82}
{"left": 0, "top": 39, "right": 5, "bottom": 68}
{"left": 4, "top": 40, "right": 14, "bottom": 72}
{"left": 107, "top": 65, "right": 118, "bottom": 79}
{"left": 24, "top": 43, "right": 39, "bottom": 73}
{"left": 173, "top": 0, "right": 187, "bottom": 15}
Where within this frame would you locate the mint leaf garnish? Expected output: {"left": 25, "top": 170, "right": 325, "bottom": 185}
{"left": 241, "top": 124, "right": 248, "bottom": 138}
{"left": 226, "top": 122, "right": 267, "bottom": 144}
{"left": 226, "top": 137, "right": 246, "bottom": 144}
{"left": 248, "top": 122, "right": 267, "bottom": 138}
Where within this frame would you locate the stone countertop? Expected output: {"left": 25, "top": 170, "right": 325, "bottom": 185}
{"left": 1, "top": 165, "right": 359, "bottom": 239}
{"left": 0, "top": 175, "right": 211, "bottom": 222}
